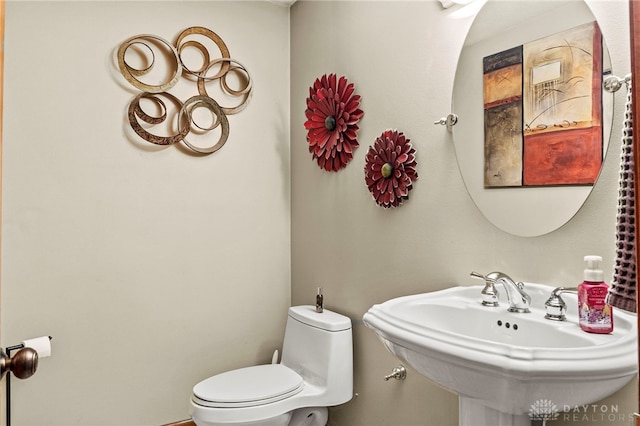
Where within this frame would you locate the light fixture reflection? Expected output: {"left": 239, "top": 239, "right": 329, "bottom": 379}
{"left": 439, "top": 0, "right": 475, "bottom": 8}
{"left": 447, "top": 0, "right": 487, "bottom": 19}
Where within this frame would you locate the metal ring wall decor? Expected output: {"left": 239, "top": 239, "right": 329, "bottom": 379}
{"left": 117, "top": 27, "right": 252, "bottom": 155}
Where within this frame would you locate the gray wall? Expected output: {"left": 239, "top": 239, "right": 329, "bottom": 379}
{"left": 2, "top": 1, "right": 291, "bottom": 424}
{"left": 290, "top": 1, "right": 637, "bottom": 425}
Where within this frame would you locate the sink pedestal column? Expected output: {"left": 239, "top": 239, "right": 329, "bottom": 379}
{"left": 459, "top": 397, "right": 532, "bottom": 426}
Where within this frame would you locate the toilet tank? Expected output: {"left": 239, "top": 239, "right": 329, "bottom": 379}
{"left": 281, "top": 306, "right": 353, "bottom": 406}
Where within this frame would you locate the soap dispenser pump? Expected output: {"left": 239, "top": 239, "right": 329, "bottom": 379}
{"left": 578, "top": 255, "right": 613, "bottom": 334}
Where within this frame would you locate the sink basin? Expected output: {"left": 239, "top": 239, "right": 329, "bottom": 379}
{"left": 363, "top": 283, "right": 637, "bottom": 425}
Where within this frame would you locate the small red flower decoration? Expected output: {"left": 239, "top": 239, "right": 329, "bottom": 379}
{"left": 304, "top": 74, "right": 364, "bottom": 171}
{"left": 364, "top": 130, "right": 418, "bottom": 208}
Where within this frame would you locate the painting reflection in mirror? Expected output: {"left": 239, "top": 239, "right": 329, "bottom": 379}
{"left": 483, "top": 21, "right": 603, "bottom": 188}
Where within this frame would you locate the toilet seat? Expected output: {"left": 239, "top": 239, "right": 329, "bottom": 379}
{"left": 192, "top": 364, "right": 304, "bottom": 408}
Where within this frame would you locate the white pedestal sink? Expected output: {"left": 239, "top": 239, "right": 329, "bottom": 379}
{"left": 363, "top": 283, "right": 637, "bottom": 426}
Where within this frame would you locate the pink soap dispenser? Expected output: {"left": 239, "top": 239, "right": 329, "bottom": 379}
{"left": 578, "top": 255, "right": 613, "bottom": 334}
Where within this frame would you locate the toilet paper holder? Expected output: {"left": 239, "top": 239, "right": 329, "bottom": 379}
{"left": 1, "top": 336, "right": 52, "bottom": 379}
{"left": 1, "top": 346, "right": 38, "bottom": 381}
{"left": 2, "top": 336, "right": 52, "bottom": 426}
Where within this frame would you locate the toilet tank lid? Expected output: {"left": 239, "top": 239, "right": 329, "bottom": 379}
{"left": 288, "top": 305, "right": 352, "bottom": 331}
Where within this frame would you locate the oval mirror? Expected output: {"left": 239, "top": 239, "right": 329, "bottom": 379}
{"left": 452, "top": 0, "right": 613, "bottom": 237}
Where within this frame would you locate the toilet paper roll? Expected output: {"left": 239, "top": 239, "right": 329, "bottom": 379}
{"left": 21, "top": 336, "right": 51, "bottom": 358}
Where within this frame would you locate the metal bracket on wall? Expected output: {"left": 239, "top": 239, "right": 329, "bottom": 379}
{"left": 603, "top": 73, "right": 632, "bottom": 93}
{"left": 434, "top": 113, "right": 458, "bottom": 132}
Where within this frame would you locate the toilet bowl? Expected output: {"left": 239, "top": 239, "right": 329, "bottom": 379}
{"left": 190, "top": 305, "right": 353, "bottom": 426}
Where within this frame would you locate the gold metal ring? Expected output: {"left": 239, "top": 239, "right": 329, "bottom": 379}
{"left": 122, "top": 41, "right": 155, "bottom": 77}
{"left": 197, "top": 58, "right": 252, "bottom": 115}
{"left": 175, "top": 26, "right": 230, "bottom": 80}
{"left": 179, "top": 95, "right": 229, "bottom": 155}
{"left": 128, "top": 92, "right": 190, "bottom": 145}
{"left": 117, "top": 34, "right": 182, "bottom": 93}
{"left": 177, "top": 40, "right": 211, "bottom": 76}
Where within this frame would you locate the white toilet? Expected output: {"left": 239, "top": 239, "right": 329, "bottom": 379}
{"left": 190, "top": 305, "right": 353, "bottom": 426}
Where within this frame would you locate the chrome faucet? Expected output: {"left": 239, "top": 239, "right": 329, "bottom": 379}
{"left": 471, "top": 271, "right": 531, "bottom": 313}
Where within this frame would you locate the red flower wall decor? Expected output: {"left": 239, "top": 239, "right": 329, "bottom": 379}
{"left": 364, "top": 130, "right": 418, "bottom": 208}
{"left": 304, "top": 74, "right": 364, "bottom": 171}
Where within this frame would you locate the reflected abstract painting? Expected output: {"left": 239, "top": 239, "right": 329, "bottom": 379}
{"left": 483, "top": 22, "right": 603, "bottom": 187}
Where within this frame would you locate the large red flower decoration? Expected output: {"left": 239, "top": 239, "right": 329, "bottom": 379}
{"left": 304, "top": 74, "right": 364, "bottom": 171}
{"left": 364, "top": 130, "right": 418, "bottom": 208}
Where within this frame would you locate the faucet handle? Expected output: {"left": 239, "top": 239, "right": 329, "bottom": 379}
{"left": 471, "top": 271, "right": 495, "bottom": 282}
{"left": 471, "top": 271, "right": 500, "bottom": 307}
{"left": 544, "top": 287, "right": 578, "bottom": 321}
